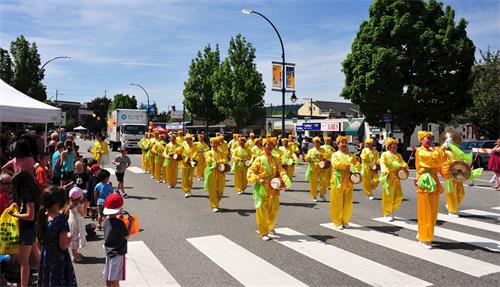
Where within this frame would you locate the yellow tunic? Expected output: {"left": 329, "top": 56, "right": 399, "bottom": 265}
{"left": 181, "top": 142, "right": 197, "bottom": 193}
{"left": 147, "top": 138, "right": 157, "bottom": 176}
{"left": 252, "top": 145, "right": 264, "bottom": 159}
{"left": 138, "top": 136, "right": 148, "bottom": 172}
{"left": 415, "top": 146, "right": 446, "bottom": 242}
{"left": 330, "top": 150, "right": 360, "bottom": 226}
{"left": 205, "top": 149, "right": 228, "bottom": 208}
{"left": 92, "top": 140, "right": 109, "bottom": 163}
{"left": 248, "top": 154, "right": 290, "bottom": 236}
{"left": 441, "top": 150, "right": 465, "bottom": 214}
{"left": 380, "top": 151, "right": 407, "bottom": 216}
{"left": 279, "top": 145, "right": 298, "bottom": 179}
{"left": 360, "top": 147, "right": 380, "bottom": 197}
{"left": 232, "top": 145, "right": 253, "bottom": 193}
{"left": 163, "top": 141, "right": 183, "bottom": 186}
{"left": 304, "top": 146, "right": 328, "bottom": 198}
{"left": 151, "top": 140, "right": 166, "bottom": 181}
{"left": 194, "top": 141, "right": 209, "bottom": 179}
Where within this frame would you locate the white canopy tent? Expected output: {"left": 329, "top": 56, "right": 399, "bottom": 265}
{"left": 0, "top": 79, "right": 61, "bottom": 123}
{"left": 74, "top": 126, "right": 87, "bottom": 131}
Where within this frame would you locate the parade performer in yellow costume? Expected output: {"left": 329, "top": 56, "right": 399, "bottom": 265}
{"left": 216, "top": 132, "right": 230, "bottom": 159}
{"left": 138, "top": 132, "right": 150, "bottom": 173}
{"left": 232, "top": 137, "right": 253, "bottom": 195}
{"left": 330, "top": 135, "right": 361, "bottom": 229}
{"left": 181, "top": 134, "right": 197, "bottom": 198}
{"left": 252, "top": 138, "right": 264, "bottom": 159}
{"left": 204, "top": 136, "right": 228, "bottom": 212}
{"left": 246, "top": 133, "right": 256, "bottom": 148}
{"left": 360, "top": 138, "right": 380, "bottom": 200}
{"left": 321, "top": 137, "right": 336, "bottom": 188}
{"left": 194, "top": 134, "right": 209, "bottom": 181}
{"left": 288, "top": 134, "right": 300, "bottom": 157}
{"left": 415, "top": 131, "right": 447, "bottom": 249}
{"left": 151, "top": 133, "right": 166, "bottom": 183}
{"left": 279, "top": 138, "right": 298, "bottom": 180}
{"left": 441, "top": 139, "right": 482, "bottom": 217}
{"left": 379, "top": 138, "right": 407, "bottom": 221}
{"left": 248, "top": 137, "right": 291, "bottom": 241}
{"left": 91, "top": 134, "right": 110, "bottom": 166}
{"left": 304, "top": 137, "right": 328, "bottom": 201}
{"left": 148, "top": 132, "right": 158, "bottom": 179}
{"left": 163, "top": 133, "right": 183, "bottom": 188}
{"left": 176, "top": 130, "right": 185, "bottom": 145}
{"left": 229, "top": 134, "right": 240, "bottom": 152}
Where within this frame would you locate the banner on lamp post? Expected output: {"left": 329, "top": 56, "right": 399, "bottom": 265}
{"left": 272, "top": 61, "right": 295, "bottom": 92}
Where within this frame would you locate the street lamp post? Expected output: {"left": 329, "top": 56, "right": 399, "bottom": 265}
{"left": 130, "top": 83, "right": 152, "bottom": 121}
{"left": 242, "top": 9, "right": 287, "bottom": 138}
{"left": 41, "top": 56, "right": 70, "bottom": 72}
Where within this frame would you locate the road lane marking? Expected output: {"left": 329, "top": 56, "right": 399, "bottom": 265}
{"left": 273, "top": 227, "right": 432, "bottom": 287}
{"left": 373, "top": 217, "right": 500, "bottom": 252}
{"left": 128, "top": 166, "right": 144, "bottom": 173}
{"left": 320, "top": 223, "right": 500, "bottom": 277}
{"left": 124, "top": 241, "right": 180, "bottom": 287}
{"left": 492, "top": 207, "right": 500, "bottom": 211}
{"left": 437, "top": 213, "right": 500, "bottom": 234}
{"left": 187, "top": 235, "right": 307, "bottom": 287}
{"left": 461, "top": 209, "right": 500, "bottom": 219}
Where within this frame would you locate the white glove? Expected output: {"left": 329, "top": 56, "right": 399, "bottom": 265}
{"left": 443, "top": 137, "right": 453, "bottom": 149}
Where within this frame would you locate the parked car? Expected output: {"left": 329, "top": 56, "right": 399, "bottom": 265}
{"left": 460, "top": 140, "right": 496, "bottom": 167}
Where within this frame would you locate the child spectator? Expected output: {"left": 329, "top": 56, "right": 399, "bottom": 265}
{"left": 103, "top": 194, "right": 135, "bottom": 287}
{"left": 0, "top": 173, "right": 12, "bottom": 214}
{"left": 60, "top": 140, "right": 76, "bottom": 187}
{"left": 88, "top": 164, "right": 101, "bottom": 220}
{"left": 112, "top": 146, "right": 131, "bottom": 198}
{"left": 66, "top": 187, "right": 88, "bottom": 263}
{"left": 35, "top": 152, "right": 52, "bottom": 192}
{"left": 95, "top": 169, "right": 112, "bottom": 230}
{"left": 36, "top": 186, "right": 77, "bottom": 286}
{"left": 74, "top": 161, "right": 89, "bottom": 192}
{"left": 9, "top": 171, "right": 40, "bottom": 287}
{"left": 51, "top": 142, "right": 64, "bottom": 186}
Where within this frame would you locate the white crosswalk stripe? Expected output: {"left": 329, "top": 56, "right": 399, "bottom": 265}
{"left": 273, "top": 227, "right": 432, "bottom": 287}
{"left": 437, "top": 213, "right": 500, "bottom": 234}
{"left": 127, "top": 166, "right": 145, "bottom": 173}
{"left": 460, "top": 209, "right": 500, "bottom": 218}
{"left": 373, "top": 217, "right": 500, "bottom": 252}
{"left": 320, "top": 222, "right": 500, "bottom": 277}
{"left": 492, "top": 207, "right": 500, "bottom": 211}
{"left": 187, "top": 235, "right": 308, "bottom": 286}
{"left": 124, "top": 241, "right": 180, "bottom": 287}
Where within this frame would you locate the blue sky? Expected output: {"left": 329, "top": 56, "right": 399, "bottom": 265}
{"left": 1, "top": 0, "right": 498, "bottom": 112}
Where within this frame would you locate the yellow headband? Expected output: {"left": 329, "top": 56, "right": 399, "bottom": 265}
{"left": 216, "top": 132, "right": 221, "bottom": 137}
{"left": 364, "top": 138, "right": 374, "bottom": 145}
{"left": 324, "top": 136, "right": 332, "bottom": 142}
{"left": 385, "top": 138, "right": 398, "bottom": 148}
{"left": 209, "top": 137, "right": 219, "bottom": 143}
{"left": 250, "top": 133, "right": 255, "bottom": 137}
{"left": 185, "top": 133, "right": 193, "bottom": 140}
{"left": 418, "top": 131, "right": 433, "bottom": 142}
{"left": 217, "top": 136, "right": 225, "bottom": 142}
{"left": 312, "top": 137, "right": 321, "bottom": 143}
{"left": 281, "top": 138, "right": 289, "bottom": 143}
{"left": 264, "top": 137, "right": 277, "bottom": 146}
{"left": 336, "top": 135, "right": 349, "bottom": 144}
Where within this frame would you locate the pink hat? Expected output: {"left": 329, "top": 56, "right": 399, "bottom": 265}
{"left": 69, "top": 187, "right": 84, "bottom": 200}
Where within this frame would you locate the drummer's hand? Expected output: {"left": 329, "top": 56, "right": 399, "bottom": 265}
{"left": 259, "top": 178, "right": 265, "bottom": 184}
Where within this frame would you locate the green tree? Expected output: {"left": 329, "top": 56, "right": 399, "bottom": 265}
{"left": 0, "top": 48, "right": 13, "bottom": 84}
{"left": 453, "top": 49, "right": 500, "bottom": 138}
{"left": 341, "top": 0, "right": 475, "bottom": 145}
{"left": 84, "top": 96, "right": 112, "bottom": 134}
{"left": 65, "top": 118, "right": 76, "bottom": 131}
{"left": 214, "top": 34, "right": 266, "bottom": 130}
{"left": 9, "top": 35, "right": 46, "bottom": 101}
{"left": 183, "top": 44, "right": 225, "bottom": 131}
{"left": 109, "top": 93, "right": 138, "bottom": 111}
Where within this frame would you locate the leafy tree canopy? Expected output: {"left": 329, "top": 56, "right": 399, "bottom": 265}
{"left": 109, "top": 93, "right": 138, "bottom": 111}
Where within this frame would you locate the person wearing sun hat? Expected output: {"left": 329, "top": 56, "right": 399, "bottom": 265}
{"left": 415, "top": 131, "right": 447, "bottom": 249}
{"left": 321, "top": 136, "right": 336, "bottom": 191}
{"left": 180, "top": 134, "right": 198, "bottom": 198}
{"left": 379, "top": 138, "right": 407, "bottom": 222}
{"left": 360, "top": 137, "right": 380, "bottom": 200}
{"left": 279, "top": 138, "right": 298, "bottom": 180}
{"left": 232, "top": 137, "right": 252, "bottom": 195}
{"left": 147, "top": 132, "right": 159, "bottom": 179}
{"left": 204, "top": 136, "right": 228, "bottom": 212}
{"left": 151, "top": 134, "right": 166, "bottom": 183}
{"left": 330, "top": 135, "right": 360, "bottom": 230}
{"left": 163, "top": 133, "right": 182, "bottom": 188}
{"left": 102, "top": 193, "right": 135, "bottom": 285}
{"left": 248, "top": 137, "right": 291, "bottom": 241}
{"left": 251, "top": 137, "right": 264, "bottom": 159}
{"left": 229, "top": 134, "right": 240, "bottom": 153}
{"left": 194, "top": 134, "right": 210, "bottom": 181}
{"left": 304, "top": 136, "right": 328, "bottom": 201}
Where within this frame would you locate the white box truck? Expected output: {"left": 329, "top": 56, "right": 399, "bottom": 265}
{"left": 107, "top": 109, "right": 147, "bottom": 151}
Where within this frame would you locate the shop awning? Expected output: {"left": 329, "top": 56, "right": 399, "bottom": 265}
{"left": 345, "top": 118, "right": 365, "bottom": 136}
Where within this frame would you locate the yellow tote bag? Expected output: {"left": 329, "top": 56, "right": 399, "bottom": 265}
{"left": 0, "top": 203, "right": 20, "bottom": 254}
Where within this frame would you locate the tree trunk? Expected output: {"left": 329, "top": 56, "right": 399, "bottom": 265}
{"left": 402, "top": 124, "right": 416, "bottom": 167}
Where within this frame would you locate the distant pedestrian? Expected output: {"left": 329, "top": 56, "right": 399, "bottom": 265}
{"left": 488, "top": 138, "right": 500, "bottom": 190}
{"left": 112, "top": 146, "right": 131, "bottom": 198}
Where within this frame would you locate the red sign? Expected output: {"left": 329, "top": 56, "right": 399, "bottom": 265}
{"left": 323, "top": 122, "right": 340, "bottom": 131}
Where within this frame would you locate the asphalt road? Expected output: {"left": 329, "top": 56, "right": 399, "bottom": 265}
{"left": 74, "top": 139, "right": 500, "bottom": 287}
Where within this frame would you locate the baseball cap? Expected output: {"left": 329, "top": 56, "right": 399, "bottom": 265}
{"left": 69, "top": 187, "right": 84, "bottom": 200}
{"left": 90, "top": 164, "right": 101, "bottom": 173}
{"left": 103, "top": 194, "right": 124, "bottom": 215}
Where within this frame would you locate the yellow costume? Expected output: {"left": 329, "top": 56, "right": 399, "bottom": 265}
{"left": 304, "top": 137, "right": 328, "bottom": 200}
{"left": 205, "top": 137, "right": 228, "bottom": 210}
{"left": 181, "top": 135, "right": 197, "bottom": 195}
{"left": 360, "top": 138, "right": 380, "bottom": 198}
{"left": 247, "top": 139, "right": 291, "bottom": 238}
{"left": 330, "top": 136, "right": 360, "bottom": 228}
{"left": 379, "top": 140, "right": 407, "bottom": 217}
{"left": 279, "top": 140, "right": 298, "bottom": 179}
{"left": 321, "top": 140, "right": 335, "bottom": 189}
{"left": 229, "top": 134, "right": 240, "bottom": 152}
{"left": 251, "top": 141, "right": 264, "bottom": 159}
{"left": 194, "top": 136, "right": 209, "bottom": 180}
{"left": 415, "top": 131, "right": 446, "bottom": 244}
{"left": 151, "top": 137, "right": 166, "bottom": 182}
{"left": 91, "top": 139, "right": 109, "bottom": 164}
{"left": 442, "top": 150, "right": 465, "bottom": 215}
{"left": 138, "top": 134, "right": 149, "bottom": 173}
{"left": 163, "top": 136, "right": 182, "bottom": 187}
{"left": 232, "top": 142, "right": 252, "bottom": 194}
{"left": 246, "top": 133, "right": 256, "bottom": 148}
{"left": 176, "top": 131, "right": 185, "bottom": 145}
{"left": 148, "top": 136, "right": 157, "bottom": 177}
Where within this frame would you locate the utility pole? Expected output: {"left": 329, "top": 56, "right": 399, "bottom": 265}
{"left": 104, "top": 90, "right": 107, "bottom": 97}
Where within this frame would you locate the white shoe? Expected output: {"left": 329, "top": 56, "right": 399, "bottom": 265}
{"left": 448, "top": 212, "right": 459, "bottom": 218}
{"left": 320, "top": 195, "right": 326, "bottom": 202}
{"left": 384, "top": 215, "right": 394, "bottom": 222}
{"left": 416, "top": 233, "right": 419, "bottom": 241}
{"left": 150, "top": 175, "right": 154, "bottom": 179}
{"left": 269, "top": 229, "right": 276, "bottom": 235}
{"left": 343, "top": 223, "right": 349, "bottom": 228}
{"left": 368, "top": 196, "right": 374, "bottom": 200}
{"left": 445, "top": 204, "right": 449, "bottom": 212}
{"left": 419, "top": 241, "right": 432, "bottom": 250}
{"left": 313, "top": 197, "right": 318, "bottom": 202}
{"left": 212, "top": 208, "right": 219, "bottom": 213}
{"left": 185, "top": 192, "right": 192, "bottom": 198}
{"left": 262, "top": 235, "right": 271, "bottom": 241}
{"left": 237, "top": 191, "right": 243, "bottom": 195}
{"left": 336, "top": 225, "right": 344, "bottom": 230}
